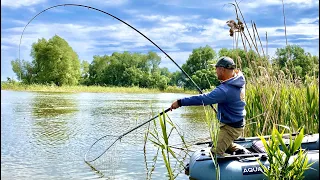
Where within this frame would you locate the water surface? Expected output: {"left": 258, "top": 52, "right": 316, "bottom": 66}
{"left": 1, "top": 90, "right": 210, "bottom": 179}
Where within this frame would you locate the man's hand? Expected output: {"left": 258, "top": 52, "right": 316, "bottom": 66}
{"left": 170, "top": 100, "right": 180, "bottom": 111}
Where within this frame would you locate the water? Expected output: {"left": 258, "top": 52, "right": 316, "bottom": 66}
{"left": 1, "top": 90, "right": 210, "bottom": 179}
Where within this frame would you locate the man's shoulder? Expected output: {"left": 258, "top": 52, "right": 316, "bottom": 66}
{"left": 215, "top": 84, "right": 229, "bottom": 92}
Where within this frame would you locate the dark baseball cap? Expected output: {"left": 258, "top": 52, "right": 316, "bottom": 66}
{"left": 212, "top": 56, "right": 236, "bottom": 69}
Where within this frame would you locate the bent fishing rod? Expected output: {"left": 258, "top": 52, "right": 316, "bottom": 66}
{"left": 18, "top": 3, "right": 217, "bottom": 162}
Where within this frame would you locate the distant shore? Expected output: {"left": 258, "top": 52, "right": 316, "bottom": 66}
{"left": 1, "top": 82, "right": 197, "bottom": 94}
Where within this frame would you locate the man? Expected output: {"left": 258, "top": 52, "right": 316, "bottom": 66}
{"left": 170, "top": 56, "right": 246, "bottom": 156}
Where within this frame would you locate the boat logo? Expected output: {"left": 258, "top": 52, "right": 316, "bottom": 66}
{"left": 242, "top": 164, "right": 270, "bottom": 175}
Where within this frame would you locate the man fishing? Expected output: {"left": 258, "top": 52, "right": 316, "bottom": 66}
{"left": 170, "top": 56, "right": 246, "bottom": 156}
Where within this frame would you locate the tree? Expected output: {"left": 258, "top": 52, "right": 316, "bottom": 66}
{"left": 273, "top": 45, "right": 318, "bottom": 80}
{"left": 147, "top": 51, "right": 161, "bottom": 74}
{"left": 168, "top": 71, "right": 184, "bottom": 87}
{"left": 86, "top": 51, "right": 169, "bottom": 90}
{"left": 11, "top": 58, "right": 34, "bottom": 84}
{"left": 11, "top": 59, "right": 23, "bottom": 81}
{"left": 34, "top": 35, "right": 81, "bottom": 85}
{"left": 88, "top": 55, "right": 111, "bottom": 85}
{"left": 218, "top": 48, "right": 266, "bottom": 77}
{"left": 12, "top": 35, "right": 81, "bottom": 85}
{"left": 79, "top": 60, "right": 90, "bottom": 85}
{"left": 182, "top": 45, "right": 217, "bottom": 75}
{"left": 191, "top": 69, "right": 219, "bottom": 90}
{"left": 182, "top": 45, "right": 217, "bottom": 89}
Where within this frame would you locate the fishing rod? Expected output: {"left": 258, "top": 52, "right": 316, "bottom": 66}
{"left": 19, "top": 3, "right": 217, "bottom": 162}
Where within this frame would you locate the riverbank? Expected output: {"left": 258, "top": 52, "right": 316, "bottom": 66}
{"left": 1, "top": 82, "right": 197, "bottom": 94}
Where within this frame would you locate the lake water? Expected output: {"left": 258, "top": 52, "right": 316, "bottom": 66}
{"left": 1, "top": 90, "right": 211, "bottom": 180}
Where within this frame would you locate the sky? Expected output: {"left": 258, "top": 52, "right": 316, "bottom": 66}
{"left": 1, "top": 0, "right": 319, "bottom": 81}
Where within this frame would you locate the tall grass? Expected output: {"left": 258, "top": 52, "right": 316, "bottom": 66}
{"left": 245, "top": 78, "right": 319, "bottom": 136}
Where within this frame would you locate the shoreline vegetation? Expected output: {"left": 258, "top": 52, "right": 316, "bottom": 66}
{"left": 1, "top": 82, "right": 197, "bottom": 94}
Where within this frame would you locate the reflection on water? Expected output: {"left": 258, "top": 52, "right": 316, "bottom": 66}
{"left": 183, "top": 105, "right": 218, "bottom": 123}
{"left": 32, "top": 93, "right": 78, "bottom": 118}
{"left": 1, "top": 90, "right": 209, "bottom": 180}
{"left": 31, "top": 93, "right": 79, "bottom": 148}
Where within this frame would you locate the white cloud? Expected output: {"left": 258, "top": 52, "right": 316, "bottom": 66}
{"left": 135, "top": 14, "right": 200, "bottom": 23}
{"left": 200, "top": 18, "right": 230, "bottom": 41}
{"left": 159, "top": 51, "right": 192, "bottom": 71}
{"left": 297, "top": 17, "right": 319, "bottom": 24}
{"left": 26, "top": 7, "right": 37, "bottom": 13}
{"left": 1, "top": 0, "right": 46, "bottom": 8}
{"left": 136, "top": 15, "right": 181, "bottom": 22}
{"left": 1, "top": 45, "right": 13, "bottom": 50}
{"left": 285, "top": 0, "right": 318, "bottom": 5}
{"left": 154, "top": 0, "right": 227, "bottom": 9}
{"left": 242, "top": 0, "right": 319, "bottom": 9}
{"left": 254, "top": 23, "right": 319, "bottom": 38}
{"left": 65, "top": 0, "right": 128, "bottom": 7}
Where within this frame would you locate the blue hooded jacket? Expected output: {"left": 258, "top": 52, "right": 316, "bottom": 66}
{"left": 180, "top": 71, "right": 246, "bottom": 128}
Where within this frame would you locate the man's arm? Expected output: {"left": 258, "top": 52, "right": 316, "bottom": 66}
{"left": 170, "top": 87, "right": 227, "bottom": 110}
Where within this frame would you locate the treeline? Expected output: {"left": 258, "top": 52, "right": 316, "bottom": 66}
{"left": 11, "top": 35, "right": 319, "bottom": 90}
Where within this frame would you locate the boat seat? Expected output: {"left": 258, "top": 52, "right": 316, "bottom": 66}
{"left": 252, "top": 140, "right": 266, "bottom": 153}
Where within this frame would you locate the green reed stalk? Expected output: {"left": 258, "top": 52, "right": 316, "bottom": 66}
{"left": 203, "top": 105, "right": 220, "bottom": 180}
{"left": 147, "top": 110, "right": 189, "bottom": 179}
{"left": 244, "top": 81, "right": 319, "bottom": 136}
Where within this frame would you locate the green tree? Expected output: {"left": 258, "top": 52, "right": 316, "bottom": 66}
{"left": 147, "top": 51, "right": 161, "bottom": 74}
{"left": 182, "top": 45, "right": 217, "bottom": 89}
{"left": 273, "top": 45, "right": 318, "bottom": 80}
{"left": 182, "top": 45, "right": 217, "bottom": 76}
{"left": 88, "top": 55, "right": 110, "bottom": 85}
{"left": 11, "top": 59, "right": 23, "bottom": 81}
{"left": 168, "top": 71, "right": 184, "bottom": 87}
{"left": 191, "top": 69, "right": 219, "bottom": 90}
{"left": 11, "top": 59, "right": 35, "bottom": 84}
{"left": 17, "top": 35, "right": 82, "bottom": 85}
{"left": 79, "top": 60, "right": 90, "bottom": 85}
{"left": 86, "top": 51, "right": 169, "bottom": 90}
{"left": 218, "top": 48, "right": 267, "bottom": 78}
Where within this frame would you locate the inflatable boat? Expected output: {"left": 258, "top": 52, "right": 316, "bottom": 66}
{"left": 186, "top": 133, "right": 319, "bottom": 180}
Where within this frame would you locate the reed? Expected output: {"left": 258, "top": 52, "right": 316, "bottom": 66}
{"left": 245, "top": 80, "right": 319, "bottom": 136}
{"left": 203, "top": 105, "right": 220, "bottom": 180}
{"left": 146, "top": 110, "right": 189, "bottom": 179}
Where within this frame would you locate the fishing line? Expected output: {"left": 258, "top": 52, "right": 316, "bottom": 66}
{"left": 18, "top": 3, "right": 217, "bottom": 162}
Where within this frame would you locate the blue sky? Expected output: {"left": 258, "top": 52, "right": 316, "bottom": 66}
{"left": 1, "top": 0, "right": 319, "bottom": 81}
